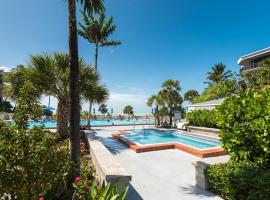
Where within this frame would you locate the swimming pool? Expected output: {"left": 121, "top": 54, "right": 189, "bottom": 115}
{"left": 114, "top": 129, "right": 224, "bottom": 157}
{"left": 28, "top": 119, "right": 153, "bottom": 128}
{"left": 121, "top": 129, "right": 220, "bottom": 149}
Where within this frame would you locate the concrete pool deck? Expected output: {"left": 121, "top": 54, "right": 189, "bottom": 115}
{"left": 88, "top": 125, "right": 228, "bottom": 200}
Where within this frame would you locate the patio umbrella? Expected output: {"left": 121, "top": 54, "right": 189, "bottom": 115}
{"left": 44, "top": 106, "right": 55, "bottom": 111}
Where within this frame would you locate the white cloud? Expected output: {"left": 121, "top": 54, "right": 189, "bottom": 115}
{"left": 0, "top": 66, "right": 15, "bottom": 72}
{"left": 106, "top": 92, "right": 150, "bottom": 114}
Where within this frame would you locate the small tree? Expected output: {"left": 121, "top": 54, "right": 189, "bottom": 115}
{"left": 0, "top": 81, "right": 72, "bottom": 199}
{"left": 184, "top": 90, "right": 199, "bottom": 103}
{"left": 98, "top": 104, "right": 108, "bottom": 116}
{"left": 123, "top": 105, "right": 134, "bottom": 116}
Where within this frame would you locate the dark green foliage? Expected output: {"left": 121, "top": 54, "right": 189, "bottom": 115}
{"left": 74, "top": 178, "right": 128, "bottom": 200}
{"left": 205, "top": 161, "right": 270, "bottom": 200}
{"left": 194, "top": 79, "right": 239, "bottom": 103}
{"left": 0, "top": 101, "right": 13, "bottom": 112}
{"left": 244, "top": 58, "right": 270, "bottom": 89}
{"left": 205, "top": 63, "right": 232, "bottom": 85}
{"left": 217, "top": 87, "right": 270, "bottom": 167}
{"left": 123, "top": 105, "right": 134, "bottom": 116}
{"left": 0, "top": 82, "right": 72, "bottom": 199}
{"left": 99, "top": 103, "right": 108, "bottom": 115}
{"left": 184, "top": 90, "right": 199, "bottom": 103}
{"left": 186, "top": 109, "right": 219, "bottom": 128}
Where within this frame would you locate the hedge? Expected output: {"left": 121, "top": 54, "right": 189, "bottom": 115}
{"left": 205, "top": 161, "right": 270, "bottom": 200}
{"left": 186, "top": 109, "right": 219, "bottom": 129}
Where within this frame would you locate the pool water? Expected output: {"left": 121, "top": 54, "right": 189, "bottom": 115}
{"left": 121, "top": 129, "right": 220, "bottom": 149}
{"left": 28, "top": 119, "right": 153, "bottom": 128}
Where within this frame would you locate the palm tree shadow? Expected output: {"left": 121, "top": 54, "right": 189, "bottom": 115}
{"left": 126, "top": 183, "right": 144, "bottom": 200}
{"left": 178, "top": 185, "right": 217, "bottom": 198}
{"left": 85, "top": 130, "right": 129, "bottom": 155}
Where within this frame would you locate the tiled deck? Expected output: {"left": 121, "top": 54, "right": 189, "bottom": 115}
{"left": 88, "top": 125, "right": 228, "bottom": 200}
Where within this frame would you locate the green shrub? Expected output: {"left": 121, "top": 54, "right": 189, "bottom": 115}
{"left": 217, "top": 87, "right": 270, "bottom": 167}
{"left": 0, "top": 81, "right": 72, "bottom": 199}
{"left": 186, "top": 109, "right": 219, "bottom": 128}
{"left": 205, "top": 161, "right": 270, "bottom": 200}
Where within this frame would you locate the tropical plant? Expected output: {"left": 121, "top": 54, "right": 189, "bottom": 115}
{"left": 244, "top": 58, "right": 270, "bottom": 89}
{"left": 205, "top": 161, "right": 270, "bottom": 200}
{"left": 184, "top": 90, "right": 199, "bottom": 103}
{"left": 67, "top": 0, "right": 104, "bottom": 177}
{"left": 80, "top": 64, "right": 109, "bottom": 126}
{"left": 30, "top": 53, "right": 79, "bottom": 137}
{"left": 217, "top": 87, "right": 270, "bottom": 167}
{"left": 98, "top": 103, "right": 108, "bottom": 115}
{"left": 79, "top": 11, "right": 121, "bottom": 70}
{"left": 74, "top": 179, "right": 128, "bottom": 200}
{"left": 193, "top": 79, "right": 240, "bottom": 103}
{"left": 147, "top": 94, "right": 163, "bottom": 126}
{"left": 158, "top": 79, "right": 183, "bottom": 127}
{"left": 0, "top": 81, "right": 72, "bottom": 199}
{"left": 123, "top": 105, "right": 134, "bottom": 116}
{"left": 205, "top": 63, "right": 232, "bottom": 85}
{"left": 29, "top": 53, "right": 106, "bottom": 138}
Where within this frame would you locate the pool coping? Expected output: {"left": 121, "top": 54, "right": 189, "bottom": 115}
{"left": 112, "top": 130, "right": 226, "bottom": 158}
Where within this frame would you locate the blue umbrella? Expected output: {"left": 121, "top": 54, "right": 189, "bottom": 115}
{"left": 44, "top": 106, "right": 55, "bottom": 111}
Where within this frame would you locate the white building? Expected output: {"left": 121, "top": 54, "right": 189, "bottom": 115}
{"left": 187, "top": 98, "right": 224, "bottom": 112}
{"left": 238, "top": 47, "right": 270, "bottom": 73}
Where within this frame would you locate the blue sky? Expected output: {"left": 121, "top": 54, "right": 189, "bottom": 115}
{"left": 1, "top": 0, "right": 270, "bottom": 114}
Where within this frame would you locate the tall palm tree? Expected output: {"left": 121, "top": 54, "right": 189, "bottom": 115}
{"left": 78, "top": 11, "right": 121, "bottom": 70}
{"left": 67, "top": 0, "right": 104, "bottom": 177}
{"left": 205, "top": 63, "right": 232, "bottom": 85}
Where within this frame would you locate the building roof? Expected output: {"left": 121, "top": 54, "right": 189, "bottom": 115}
{"left": 238, "top": 47, "right": 270, "bottom": 65}
{"left": 188, "top": 98, "right": 225, "bottom": 108}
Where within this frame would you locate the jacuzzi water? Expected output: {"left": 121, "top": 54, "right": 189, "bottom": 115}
{"left": 121, "top": 129, "right": 220, "bottom": 149}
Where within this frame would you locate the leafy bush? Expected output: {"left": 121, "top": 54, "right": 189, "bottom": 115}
{"left": 71, "top": 156, "right": 128, "bottom": 200}
{"left": 186, "top": 109, "right": 219, "bottom": 128}
{"left": 217, "top": 87, "right": 270, "bottom": 167}
{"left": 205, "top": 161, "right": 270, "bottom": 200}
{"left": 0, "top": 81, "right": 73, "bottom": 199}
{"left": 193, "top": 79, "right": 240, "bottom": 103}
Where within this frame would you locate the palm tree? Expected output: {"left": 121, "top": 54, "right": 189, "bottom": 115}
{"left": 78, "top": 11, "right": 121, "bottom": 70}
{"left": 67, "top": 0, "right": 104, "bottom": 177}
{"left": 184, "top": 90, "right": 199, "bottom": 103}
{"left": 123, "top": 105, "right": 134, "bottom": 118}
{"left": 81, "top": 77, "right": 109, "bottom": 127}
{"left": 98, "top": 103, "right": 108, "bottom": 117}
{"left": 29, "top": 53, "right": 100, "bottom": 138}
{"left": 205, "top": 63, "right": 232, "bottom": 85}
{"left": 147, "top": 94, "right": 162, "bottom": 127}
{"left": 159, "top": 80, "right": 183, "bottom": 127}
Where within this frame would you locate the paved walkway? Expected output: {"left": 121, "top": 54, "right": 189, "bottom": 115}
{"left": 89, "top": 125, "right": 224, "bottom": 200}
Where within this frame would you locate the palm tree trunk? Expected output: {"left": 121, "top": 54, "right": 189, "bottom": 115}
{"left": 57, "top": 98, "right": 69, "bottom": 138}
{"left": 95, "top": 43, "right": 99, "bottom": 70}
{"left": 68, "top": 0, "right": 80, "bottom": 177}
{"left": 87, "top": 100, "right": 93, "bottom": 128}
{"left": 169, "top": 116, "right": 172, "bottom": 127}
